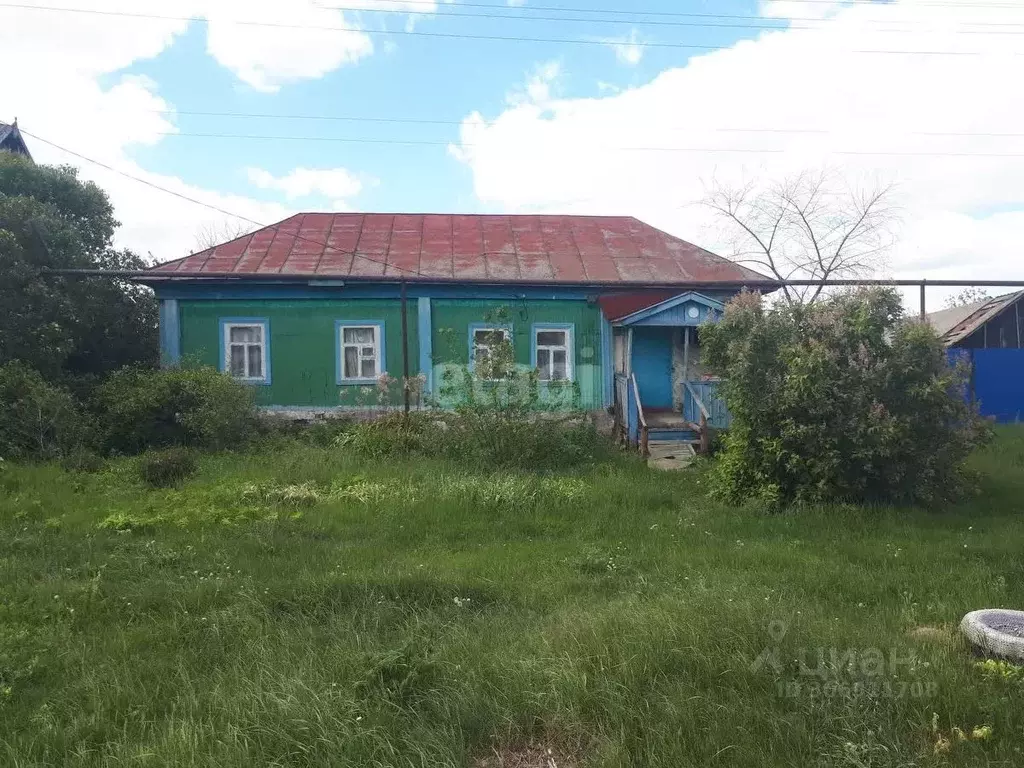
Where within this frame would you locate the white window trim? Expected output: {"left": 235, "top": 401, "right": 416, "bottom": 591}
{"left": 337, "top": 322, "right": 384, "bottom": 383}
{"left": 222, "top": 321, "right": 269, "bottom": 383}
{"left": 532, "top": 324, "right": 574, "bottom": 382}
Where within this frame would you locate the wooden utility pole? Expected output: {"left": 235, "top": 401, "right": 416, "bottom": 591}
{"left": 400, "top": 281, "right": 410, "bottom": 414}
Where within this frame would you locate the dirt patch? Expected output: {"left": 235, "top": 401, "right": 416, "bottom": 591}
{"left": 908, "top": 626, "right": 950, "bottom": 644}
{"left": 473, "top": 743, "right": 578, "bottom": 768}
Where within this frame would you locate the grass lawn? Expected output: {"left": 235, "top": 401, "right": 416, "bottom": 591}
{"left": 3, "top": 430, "right": 1024, "bottom": 767}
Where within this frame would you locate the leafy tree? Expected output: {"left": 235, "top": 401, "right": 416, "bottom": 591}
{"left": 701, "top": 288, "right": 990, "bottom": 506}
{"left": 944, "top": 287, "right": 990, "bottom": 309}
{"left": 0, "top": 154, "right": 156, "bottom": 385}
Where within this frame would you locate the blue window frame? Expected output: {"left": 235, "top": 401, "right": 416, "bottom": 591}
{"left": 531, "top": 323, "right": 575, "bottom": 382}
{"left": 336, "top": 320, "right": 386, "bottom": 384}
{"left": 468, "top": 322, "right": 513, "bottom": 380}
{"left": 219, "top": 317, "right": 271, "bottom": 385}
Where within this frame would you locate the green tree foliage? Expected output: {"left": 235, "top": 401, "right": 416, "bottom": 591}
{"left": 95, "top": 366, "right": 260, "bottom": 454}
{"left": 701, "top": 288, "right": 991, "bottom": 506}
{"left": 0, "top": 361, "right": 96, "bottom": 460}
{"left": 0, "top": 154, "right": 156, "bottom": 384}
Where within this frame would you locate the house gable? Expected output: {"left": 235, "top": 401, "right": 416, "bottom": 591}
{"left": 613, "top": 292, "right": 725, "bottom": 327}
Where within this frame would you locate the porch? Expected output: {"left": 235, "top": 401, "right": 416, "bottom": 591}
{"left": 608, "top": 292, "right": 732, "bottom": 463}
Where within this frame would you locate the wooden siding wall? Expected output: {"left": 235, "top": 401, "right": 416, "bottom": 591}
{"left": 177, "top": 296, "right": 605, "bottom": 410}
{"left": 179, "top": 300, "right": 417, "bottom": 407}
{"left": 430, "top": 298, "right": 605, "bottom": 410}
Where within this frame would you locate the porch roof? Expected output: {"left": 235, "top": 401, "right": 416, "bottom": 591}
{"left": 604, "top": 291, "right": 725, "bottom": 326}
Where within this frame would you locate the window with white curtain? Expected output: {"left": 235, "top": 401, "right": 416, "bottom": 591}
{"left": 223, "top": 322, "right": 267, "bottom": 381}
{"left": 339, "top": 325, "right": 381, "bottom": 380}
{"left": 534, "top": 326, "right": 572, "bottom": 381}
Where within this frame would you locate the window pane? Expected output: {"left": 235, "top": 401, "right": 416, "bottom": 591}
{"left": 361, "top": 357, "right": 376, "bottom": 378}
{"left": 344, "top": 347, "right": 359, "bottom": 378}
{"left": 247, "top": 345, "right": 263, "bottom": 378}
{"left": 475, "top": 328, "right": 506, "bottom": 346}
{"left": 537, "top": 348, "right": 551, "bottom": 379}
{"left": 230, "top": 325, "right": 259, "bottom": 343}
{"left": 552, "top": 349, "right": 568, "bottom": 380}
{"left": 229, "top": 345, "right": 246, "bottom": 376}
{"left": 344, "top": 327, "right": 374, "bottom": 344}
{"left": 360, "top": 346, "right": 375, "bottom": 358}
{"left": 537, "top": 330, "right": 565, "bottom": 346}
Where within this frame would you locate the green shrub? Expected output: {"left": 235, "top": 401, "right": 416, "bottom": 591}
{"left": 59, "top": 449, "right": 105, "bottom": 474}
{"left": 701, "top": 288, "right": 991, "bottom": 506}
{"left": 336, "top": 407, "right": 605, "bottom": 471}
{"left": 334, "top": 413, "right": 432, "bottom": 458}
{"left": 0, "top": 361, "right": 95, "bottom": 461}
{"left": 138, "top": 447, "right": 198, "bottom": 488}
{"left": 95, "top": 366, "right": 260, "bottom": 454}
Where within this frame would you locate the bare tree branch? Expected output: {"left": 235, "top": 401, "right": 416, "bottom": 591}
{"left": 702, "top": 170, "right": 900, "bottom": 305}
{"left": 192, "top": 220, "right": 255, "bottom": 254}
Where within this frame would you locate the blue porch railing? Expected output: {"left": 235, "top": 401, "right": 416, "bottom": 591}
{"left": 683, "top": 379, "right": 732, "bottom": 429}
{"left": 616, "top": 373, "right": 649, "bottom": 454}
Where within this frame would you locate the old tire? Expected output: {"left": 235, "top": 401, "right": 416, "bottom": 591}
{"left": 960, "top": 609, "right": 1024, "bottom": 661}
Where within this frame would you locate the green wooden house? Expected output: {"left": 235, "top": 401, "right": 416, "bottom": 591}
{"left": 141, "top": 213, "right": 768, "bottom": 444}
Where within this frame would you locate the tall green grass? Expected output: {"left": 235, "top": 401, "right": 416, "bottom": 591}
{"left": 2, "top": 429, "right": 1024, "bottom": 766}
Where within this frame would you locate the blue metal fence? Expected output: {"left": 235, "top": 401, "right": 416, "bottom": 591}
{"left": 952, "top": 348, "right": 1024, "bottom": 424}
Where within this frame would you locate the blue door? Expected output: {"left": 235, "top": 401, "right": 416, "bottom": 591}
{"left": 631, "top": 327, "right": 674, "bottom": 409}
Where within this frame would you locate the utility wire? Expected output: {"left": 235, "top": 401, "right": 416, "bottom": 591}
{"left": 297, "top": 2, "right": 1024, "bottom": 34}
{"left": 19, "top": 129, "right": 424, "bottom": 276}
{"left": 324, "top": 0, "right": 1024, "bottom": 13}
{"left": 0, "top": 3, "right": 1019, "bottom": 55}
{"left": 322, "top": 0, "right": 1024, "bottom": 22}
{"left": 112, "top": 107, "right": 1024, "bottom": 139}
{"left": 150, "top": 130, "right": 1024, "bottom": 158}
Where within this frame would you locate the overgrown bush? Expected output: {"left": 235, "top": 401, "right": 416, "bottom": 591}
{"left": 334, "top": 342, "right": 605, "bottom": 470}
{"left": 95, "top": 366, "right": 260, "bottom": 454}
{"left": 0, "top": 361, "right": 95, "bottom": 460}
{"left": 138, "top": 447, "right": 198, "bottom": 487}
{"left": 701, "top": 288, "right": 991, "bottom": 506}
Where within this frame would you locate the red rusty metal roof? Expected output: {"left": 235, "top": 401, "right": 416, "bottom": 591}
{"left": 148, "top": 213, "right": 767, "bottom": 285}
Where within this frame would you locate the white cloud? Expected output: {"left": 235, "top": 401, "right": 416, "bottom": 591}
{"left": 505, "top": 60, "right": 563, "bottom": 106}
{"left": 0, "top": 1, "right": 308, "bottom": 260}
{"left": 202, "top": 1, "right": 373, "bottom": 93}
{"left": 0, "top": 0, "right": 444, "bottom": 96}
{"left": 452, "top": 0, "right": 1024, "bottom": 294}
{"left": 604, "top": 29, "right": 644, "bottom": 67}
{"left": 247, "top": 167, "right": 366, "bottom": 202}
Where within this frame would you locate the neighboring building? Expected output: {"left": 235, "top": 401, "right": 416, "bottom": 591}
{"left": 927, "top": 291, "right": 1024, "bottom": 423}
{"left": 140, "top": 213, "right": 768, "bottom": 435}
{"left": 0, "top": 119, "right": 32, "bottom": 161}
{"left": 927, "top": 291, "right": 1024, "bottom": 350}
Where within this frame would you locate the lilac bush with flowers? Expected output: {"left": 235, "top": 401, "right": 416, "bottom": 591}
{"left": 701, "top": 288, "right": 991, "bottom": 506}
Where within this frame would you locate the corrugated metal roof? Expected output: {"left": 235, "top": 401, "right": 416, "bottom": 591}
{"left": 147, "top": 213, "right": 768, "bottom": 285}
{"left": 925, "top": 290, "right": 1024, "bottom": 345}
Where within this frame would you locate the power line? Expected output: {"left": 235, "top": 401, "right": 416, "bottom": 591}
{"left": 0, "top": 3, "right": 1019, "bottom": 55}
{"left": 116, "top": 107, "right": 1024, "bottom": 139}
{"left": 334, "top": 0, "right": 1024, "bottom": 19}
{"left": 150, "top": 130, "right": 1024, "bottom": 158}
{"left": 302, "top": 2, "right": 1024, "bottom": 35}
{"left": 19, "top": 129, "right": 424, "bottom": 277}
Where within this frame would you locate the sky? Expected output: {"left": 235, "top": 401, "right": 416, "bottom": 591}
{"left": 2, "top": 0, "right": 1024, "bottom": 307}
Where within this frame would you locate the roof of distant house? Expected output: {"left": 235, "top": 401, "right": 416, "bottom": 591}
{"left": 146, "top": 213, "right": 770, "bottom": 286}
{"left": 0, "top": 120, "right": 33, "bottom": 162}
{"left": 925, "top": 290, "right": 1024, "bottom": 345}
